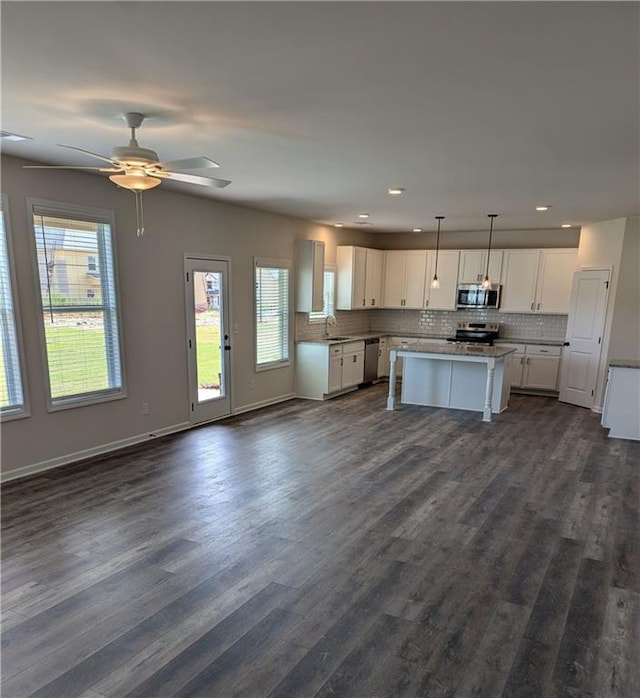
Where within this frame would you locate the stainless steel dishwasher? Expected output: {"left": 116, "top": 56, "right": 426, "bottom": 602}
{"left": 362, "top": 337, "right": 380, "bottom": 385}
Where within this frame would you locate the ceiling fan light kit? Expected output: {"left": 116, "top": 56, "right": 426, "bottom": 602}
{"left": 109, "top": 172, "right": 162, "bottom": 191}
{"left": 23, "top": 111, "right": 230, "bottom": 236}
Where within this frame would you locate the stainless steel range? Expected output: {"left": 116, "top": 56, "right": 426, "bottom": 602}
{"left": 447, "top": 322, "right": 500, "bottom": 345}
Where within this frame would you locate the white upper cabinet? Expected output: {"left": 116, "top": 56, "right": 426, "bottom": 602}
{"left": 458, "top": 249, "right": 504, "bottom": 285}
{"left": 336, "top": 245, "right": 367, "bottom": 310}
{"left": 364, "top": 248, "right": 383, "bottom": 308}
{"left": 500, "top": 248, "right": 577, "bottom": 313}
{"left": 424, "top": 250, "right": 460, "bottom": 310}
{"left": 383, "top": 250, "right": 427, "bottom": 308}
{"left": 535, "top": 249, "right": 579, "bottom": 313}
{"left": 296, "top": 239, "right": 325, "bottom": 312}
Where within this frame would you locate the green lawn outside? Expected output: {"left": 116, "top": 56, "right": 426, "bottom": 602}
{"left": 0, "top": 313, "right": 278, "bottom": 406}
{"left": 195, "top": 322, "right": 222, "bottom": 388}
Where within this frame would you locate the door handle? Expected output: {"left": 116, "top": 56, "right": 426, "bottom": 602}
{"left": 224, "top": 345, "right": 231, "bottom": 351}
{"left": 563, "top": 341, "right": 570, "bottom": 346}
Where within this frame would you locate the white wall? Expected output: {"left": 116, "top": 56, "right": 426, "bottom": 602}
{"left": 373, "top": 228, "right": 580, "bottom": 251}
{"left": 0, "top": 155, "right": 370, "bottom": 478}
{"left": 608, "top": 216, "right": 640, "bottom": 360}
{"left": 576, "top": 217, "right": 631, "bottom": 408}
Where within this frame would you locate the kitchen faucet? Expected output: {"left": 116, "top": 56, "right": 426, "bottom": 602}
{"left": 324, "top": 313, "right": 338, "bottom": 338}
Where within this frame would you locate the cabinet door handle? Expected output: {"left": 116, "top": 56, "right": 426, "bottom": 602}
{"left": 537, "top": 302, "right": 541, "bottom": 310}
{"left": 353, "top": 355, "right": 357, "bottom": 363}
{"left": 531, "top": 302, "right": 535, "bottom": 311}
{"left": 527, "top": 357, "right": 530, "bottom": 365}
{"left": 372, "top": 299, "right": 375, "bottom": 306}
{"left": 520, "top": 357, "right": 524, "bottom": 365}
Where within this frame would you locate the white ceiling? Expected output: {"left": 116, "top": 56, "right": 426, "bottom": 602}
{"left": 2, "top": 1, "right": 638, "bottom": 234}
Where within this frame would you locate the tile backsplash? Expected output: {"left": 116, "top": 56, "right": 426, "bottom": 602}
{"left": 369, "top": 309, "right": 567, "bottom": 341}
{"left": 296, "top": 308, "right": 567, "bottom": 342}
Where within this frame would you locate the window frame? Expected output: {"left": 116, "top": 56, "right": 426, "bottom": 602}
{"left": 254, "top": 256, "right": 292, "bottom": 372}
{"left": 27, "top": 198, "right": 127, "bottom": 412}
{"left": 0, "top": 194, "right": 30, "bottom": 421}
{"left": 307, "top": 264, "right": 336, "bottom": 324}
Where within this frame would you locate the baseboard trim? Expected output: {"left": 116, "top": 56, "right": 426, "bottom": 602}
{"left": 1, "top": 421, "right": 191, "bottom": 483}
{"left": 3, "top": 394, "right": 300, "bottom": 482}
{"left": 232, "top": 393, "right": 296, "bottom": 416}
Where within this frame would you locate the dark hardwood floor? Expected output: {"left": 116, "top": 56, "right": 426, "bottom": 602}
{"left": 2, "top": 384, "right": 639, "bottom": 697}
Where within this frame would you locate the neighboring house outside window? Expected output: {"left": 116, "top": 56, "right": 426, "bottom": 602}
{"left": 308, "top": 267, "right": 336, "bottom": 322}
{"left": 255, "top": 257, "right": 291, "bottom": 369}
{"left": 0, "top": 195, "right": 28, "bottom": 419}
{"left": 29, "top": 199, "right": 125, "bottom": 410}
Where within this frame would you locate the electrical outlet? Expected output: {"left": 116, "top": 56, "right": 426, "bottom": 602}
{"left": 142, "top": 402, "right": 150, "bottom": 415}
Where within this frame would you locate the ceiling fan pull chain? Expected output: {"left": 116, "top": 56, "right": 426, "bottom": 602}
{"left": 135, "top": 191, "right": 145, "bottom": 237}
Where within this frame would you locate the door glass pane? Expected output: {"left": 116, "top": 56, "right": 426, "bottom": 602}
{"left": 193, "top": 270, "right": 224, "bottom": 403}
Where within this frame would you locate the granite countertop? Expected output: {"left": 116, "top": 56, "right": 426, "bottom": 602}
{"left": 296, "top": 333, "right": 381, "bottom": 345}
{"left": 609, "top": 359, "right": 640, "bottom": 369}
{"left": 393, "top": 342, "right": 517, "bottom": 359}
{"left": 495, "top": 337, "right": 564, "bottom": 346}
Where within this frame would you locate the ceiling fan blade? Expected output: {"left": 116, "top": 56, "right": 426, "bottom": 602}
{"left": 156, "top": 156, "right": 220, "bottom": 171}
{"left": 158, "top": 171, "right": 231, "bottom": 188}
{"left": 23, "top": 165, "right": 122, "bottom": 172}
{"left": 58, "top": 144, "right": 116, "bottom": 165}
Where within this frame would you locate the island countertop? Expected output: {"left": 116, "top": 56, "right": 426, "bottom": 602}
{"left": 392, "top": 342, "right": 516, "bottom": 359}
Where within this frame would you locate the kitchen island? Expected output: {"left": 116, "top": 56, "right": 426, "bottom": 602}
{"left": 387, "top": 343, "right": 517, "bottom": 422}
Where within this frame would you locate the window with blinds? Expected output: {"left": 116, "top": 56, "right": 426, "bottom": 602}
{"left": 0, "top": 196, "right": 27, "bottom": 419}
{"left": 255, "top": 258, "right": 290, "bottom": 369}
{"left": 30, "top": 200, "right": 125, "bottom": 409}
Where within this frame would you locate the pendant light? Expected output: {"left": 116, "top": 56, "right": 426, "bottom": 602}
{"left": 430, "top": 215, "right": 444, "bottom": 289}
{"left": 481, "top": 214, "right": 498, "bottom": 289}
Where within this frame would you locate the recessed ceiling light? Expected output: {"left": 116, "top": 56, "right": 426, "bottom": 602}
{"left": 358, "top": 213, "right": 369, "bottom": 219}
{"left": 412, "top": 228, "right": 422, "bottom": 233}
{"left": 388, "top": 187, "right": 406, "bottom": 195}
{"left": 0, "top": 130, "right": 32, "bottom": 142}
{"left": 535, "top": 205, "right": 551, "bottom": 211}
{"left": 561, "top": 223, "right": 572, "bottom": 228}
{"left": 334, "top": 223, "right": 343, "bottom": 228}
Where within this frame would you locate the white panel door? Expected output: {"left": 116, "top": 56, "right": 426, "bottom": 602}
{"left": 558, "top": 269, "right": 610, "bottom": 408}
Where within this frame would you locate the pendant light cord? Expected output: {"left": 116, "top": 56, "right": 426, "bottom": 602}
{"left": 484, "top": 214, "right": 497, "bottom": 282}
{"left": 135, "top": 191, "right": 145, "bottom": 237}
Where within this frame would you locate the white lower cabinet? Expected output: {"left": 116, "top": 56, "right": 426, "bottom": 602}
{"left": 602, "top": 366, "right": 640, "bottom": 440}
{"left": 296, "top": 340, "right": 364, "bottom": 399}
{"left": 501, "top": 343, "right": 561, "bottom": 391}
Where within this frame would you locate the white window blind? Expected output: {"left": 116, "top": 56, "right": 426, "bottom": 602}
{"left": 0, "top": 197, "right": 27, "bottom": 418}
{"left": 31, "top": 201, "right": 124, "bottom": 408}
{"left": 255, "top": 258, "right": 290, "bottom": 368}
{"left": 308, "top": 268, "right": 336, "bottom": 322}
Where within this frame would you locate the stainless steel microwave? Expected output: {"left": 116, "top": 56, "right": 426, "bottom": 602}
{"left": 456, "top": 283, "right": 501, "bottom": 309}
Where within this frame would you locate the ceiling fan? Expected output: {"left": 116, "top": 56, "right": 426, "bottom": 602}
{"left": 24, "top": 112, "right": 231, "bottom": 236}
